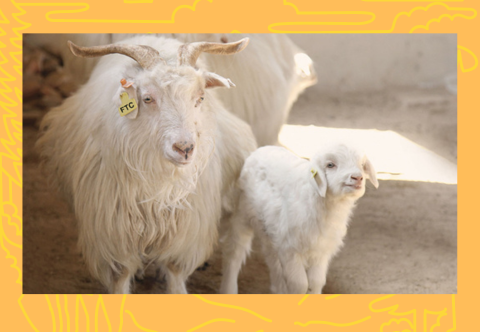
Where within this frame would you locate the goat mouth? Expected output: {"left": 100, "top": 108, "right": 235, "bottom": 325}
{"left": 175, "top": 161, "right": 191, "bottom": 167}
{"left": 167, "top": 157, "right": 192, "bottom": 168}
{"left": 345, "top": 184, "right": 362, "bottom": 190}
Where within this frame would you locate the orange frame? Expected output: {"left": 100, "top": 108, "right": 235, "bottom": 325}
{"left": 1, "top": 0, "right": 474, "bottom": 330}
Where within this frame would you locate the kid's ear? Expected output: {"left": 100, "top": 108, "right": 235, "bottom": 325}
{"left": 364, "top": 158, "right": 379, "bottom": 188}
{"left": 203, "top": 72, "right": 236, "bottom": 89}
{"left": 310, "top": 166, "right": 327, "bottom": 197}
{"left": 113, "top": 79, "right": 139, "bottom": 119}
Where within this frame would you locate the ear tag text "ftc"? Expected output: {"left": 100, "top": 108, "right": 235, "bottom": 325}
{"left": 118, "top": 92, "right": 138, "bottom": 117}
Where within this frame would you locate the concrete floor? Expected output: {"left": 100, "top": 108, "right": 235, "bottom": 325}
{"left": 23, "top": 84, "right": 457, "bottom": 294}
{"left": 222, "top": 86, "right": 457, "bottom": 294}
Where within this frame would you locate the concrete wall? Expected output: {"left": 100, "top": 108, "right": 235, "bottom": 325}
{"left": 289, "top": 34, "right": 457, "bottom": 93}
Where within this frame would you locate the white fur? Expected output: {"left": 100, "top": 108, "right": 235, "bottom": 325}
{"left": 36, "top": 35, "right": 256, "bottom": 294}
{"left": 178, "top": 34, "right": 317, "bottom": 146}
{"left": 27, "top": 33, "right": 316, "bottom": 145}
{"left": 220, "top": 144, "right": 378, "bottom": 294}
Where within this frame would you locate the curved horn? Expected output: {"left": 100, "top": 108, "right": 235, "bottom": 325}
{"left": 67, "top": 41, "right": 164, "bottom": 70}
{"left": 177, "top": 37, "right": 249, "bottom": 67}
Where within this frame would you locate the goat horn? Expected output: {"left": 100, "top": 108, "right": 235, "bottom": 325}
{"left": 67, "top": 41, "right": 164, "bottom": 70}
{"left": 177, "top": 37, "right": 249, "bottom": 67}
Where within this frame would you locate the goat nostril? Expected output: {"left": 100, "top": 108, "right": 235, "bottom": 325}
{"left": 184, "top": 146, "right": 194, "bottom": 160}
{"left": 351, "top": 176, "right": 363, "bottom": 181}
{"left": 173, "top": 142, "right": 195, "bottom": 159}
{"left": 173, "top": 144, "right": 185, "bottom": 155}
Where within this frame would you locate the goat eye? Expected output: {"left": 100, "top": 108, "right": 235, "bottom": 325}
{"left": 327, "top": 162, "right": 336, "bottom": 168}
{"left": 143, "top": 96, "right": 153, "bottom": 103}
{"left": 195, "top": 96, "right": 204, "bottom": 107}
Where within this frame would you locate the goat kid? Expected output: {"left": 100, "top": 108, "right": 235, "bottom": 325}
{"left": 220, "top": 144, "right": 378, "bottom": 294}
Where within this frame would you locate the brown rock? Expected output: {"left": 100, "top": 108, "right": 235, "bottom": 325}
{"left": 23, "top": 100, "right": 40, "bottom": 113}
{"left": 23, "top": 49, "right": 45, "bottom": 76}
{"left": 45, "top": 69, "right": 71, "bottom": 89}
{"left": 23, "top": 110, "right": 43, "bottom": 127}
{"left": 58, "top": 80, "right": 78, "bottom": 97}
{"left": 23, "top": 75, "right": 43, "bottom": 100}
{"left": 40, "top": 86, "right": 63, "bottom": 109}
{"left": 41, "top": 54, "right": 61, "bottom": 76}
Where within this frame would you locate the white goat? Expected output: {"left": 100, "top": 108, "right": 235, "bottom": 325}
{"left": 178, "top": 34, "right": 317, "bottom": 146}
{"left": 36, "top": 35, "right": 257, "bottom": 294}
{"left": 220, "top": 144, "right": 378, "bottom": 294}
{"left": 27, "top": 33, "right": 316, "bottom": 145}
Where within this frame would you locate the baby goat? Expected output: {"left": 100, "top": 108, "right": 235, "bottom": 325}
{"left": 220, "top": 143, "right": 378, "bottom": 294}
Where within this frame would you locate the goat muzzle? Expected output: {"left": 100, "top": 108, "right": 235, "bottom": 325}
{"left": 172, "top": 141, "right": 195, "bottom": 161}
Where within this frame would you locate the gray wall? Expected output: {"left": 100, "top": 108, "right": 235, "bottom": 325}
{"left": 290, "top": 34, "right": 457, "bottom": 93}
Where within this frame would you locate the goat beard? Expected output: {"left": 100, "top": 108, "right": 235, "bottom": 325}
{"left": 91, "top": 128, "right": 217, "bottom": 263}
{"left": 117, "top": 130, "right": 215, "bottom": 209}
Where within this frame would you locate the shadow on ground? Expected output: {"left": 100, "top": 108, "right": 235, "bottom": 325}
{"left": 23, "top": 83, "right": 456, "bottom": 294}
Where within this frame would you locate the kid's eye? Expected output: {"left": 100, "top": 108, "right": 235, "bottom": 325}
{"left": 327, "top": 162, "right": 336, "bottom": 168}
{"left": 143, "top": 96, "right": 154, "bottom": 103}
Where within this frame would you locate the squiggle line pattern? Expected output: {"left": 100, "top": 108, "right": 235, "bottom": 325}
{"left": 193, "top": 295, "right": 273, "bottom": 323}
{"left": 458, "top": 45, "right": 478, "bottom": 72}
{"left": 294, "top": 316, "right": 372, "bottom": 327}
{"left": 0, "top": 0, "right": 468, "bottom": 330}
{"left": 14, "top": 0, "right": 212, "bottom": 24}
{"left": 268, "top": 2, "right": 476, "bottom": 33}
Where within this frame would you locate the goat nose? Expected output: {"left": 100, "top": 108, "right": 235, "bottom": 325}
{"left": 351, "top": 175, "right": 363, "bottom": 182}
{"left": 172, "top": 141, "right": 195, "bottom": 160}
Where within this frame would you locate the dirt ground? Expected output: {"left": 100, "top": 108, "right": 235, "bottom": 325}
{"left": 23, "top": 81, "right": 457, "bottom": 294}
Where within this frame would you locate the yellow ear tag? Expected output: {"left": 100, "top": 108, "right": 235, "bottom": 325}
{"left": 311, "top": 168, "right": 317, "bottom": 178}
{"left": 118, "top": 92, "right": 138, "bottom": 117}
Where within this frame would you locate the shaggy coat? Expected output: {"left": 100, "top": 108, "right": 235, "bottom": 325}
{"left": 37, "top": 35, "right": 256, "bottom": 294}
{"left": 26, "top": 33, "right": 316, "bottom": 146}
{"left": 220, "top": 144, "right": 378, "bottom": 294}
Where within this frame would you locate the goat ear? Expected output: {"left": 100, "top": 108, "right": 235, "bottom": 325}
{"left": 204, "top": 72, "right": 236, "bottom": 89}
{"left": 310, "top": 167, "right": 327, "bottom": 197}
{"left": 114, "top": 79, "right": 139, "bottom": 119}
{"left": 364, "top": 158, "right": 379, "bottom": 189}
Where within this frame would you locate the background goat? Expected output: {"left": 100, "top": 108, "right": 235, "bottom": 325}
{"left": 26, "top": 33, "right": 316, "bottom": 146}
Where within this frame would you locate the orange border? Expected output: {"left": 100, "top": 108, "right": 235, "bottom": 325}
{"left": 2, "top": 0, "right": 474, "bottom": 330}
